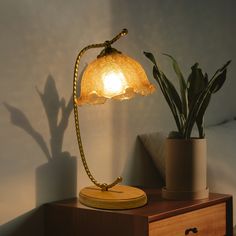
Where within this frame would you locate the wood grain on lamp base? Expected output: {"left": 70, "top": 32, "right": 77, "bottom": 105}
{"left": 79, "top": 185, "right": 147, "bottom": 209}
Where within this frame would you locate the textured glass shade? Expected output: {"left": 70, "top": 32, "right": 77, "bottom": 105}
{"left": 76, "top": 52, "right": 155, "bottom": 105}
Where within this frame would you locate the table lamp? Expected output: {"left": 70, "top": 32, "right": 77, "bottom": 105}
{"left": 73, "top": 29, "right": 155, "bottom": 209}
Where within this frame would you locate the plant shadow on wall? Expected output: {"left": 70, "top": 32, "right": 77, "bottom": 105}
{"left": 4, "top": 75, "right": 77, "bottom": 207}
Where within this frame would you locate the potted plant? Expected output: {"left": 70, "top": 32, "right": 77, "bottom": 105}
{"left": 144, "top": 51, "right": 231, "bottom": 200}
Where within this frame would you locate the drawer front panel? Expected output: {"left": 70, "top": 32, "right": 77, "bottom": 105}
{"left": 149, "top": 203, "right": 226, "bottom": 236}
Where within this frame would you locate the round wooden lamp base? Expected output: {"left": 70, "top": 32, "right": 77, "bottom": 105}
{"left": 79, "top": 185, "right": 147, "bottom": 210}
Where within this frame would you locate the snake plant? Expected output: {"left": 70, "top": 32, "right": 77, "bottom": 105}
{"left": 144, "top": 52, "right": 231, "bottom": 139}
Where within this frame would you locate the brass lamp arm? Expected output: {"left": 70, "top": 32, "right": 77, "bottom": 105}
{"left": 73, "top": 29, "right": 128, "bottom": 191}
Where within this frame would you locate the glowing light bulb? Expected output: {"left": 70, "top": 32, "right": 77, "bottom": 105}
{"left": 102, "top": 71, "right": 126, "bottom": 97}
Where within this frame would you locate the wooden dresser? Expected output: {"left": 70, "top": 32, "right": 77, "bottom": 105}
{"left": 45, "top": 188, "right": 233, "bottom": 236}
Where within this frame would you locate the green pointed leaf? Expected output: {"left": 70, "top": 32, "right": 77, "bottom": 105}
{"left": 185, "top": 63, "right": 230, "bottom": 138}
{"left": 219, "top": 60, "right": 231, "bottom": 72}
{"left": 163, "top": 53, "right": 188, "bottom": 118}
{"left": 194, "top": 72, "right": 210, "bottom": 138}
{"left": 210, "top": 69, "right": 227, "bottom": 93}
{"left": 196, "top": 93, "right": 211, "bottom": 138}
{"left": 161, "top": 72, "right": 183, "bottom": 115}
{"left": 153, "top": 66, "right": 177, "bottom": 115}
{"left": 211, "top": 60, "right": 231, "bottom": 79}
{"left": 153, "top": 66, "right": 183, "bottom": 133}
{"left": 162, "top": 54, "right": 186, "bottom": 86}
{"left": 145, "top": 50, "right": 231, "bottom": 139}
{"left": 143, "top": 51, "right": 157, "bottom": 65}
{"left": 188, "top": 63, "right": 208, "bottom": 94}
{"left": 187, "top": 63, "right": 208, "bottom": 111}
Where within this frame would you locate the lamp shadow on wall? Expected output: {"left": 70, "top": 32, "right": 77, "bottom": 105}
{"left": 3, "top": 75, "right": 77, "bottom": 235}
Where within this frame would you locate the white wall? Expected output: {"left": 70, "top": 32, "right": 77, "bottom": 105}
{"left": 0, "top": 0, "right": 235, "bottom": 235}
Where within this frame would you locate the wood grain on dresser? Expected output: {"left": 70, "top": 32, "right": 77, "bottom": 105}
{"left": 149, "top": 203, "right": 226, "bottom": 236}
{"left": 45, "top": 188, "right": 233, "bottom": 236}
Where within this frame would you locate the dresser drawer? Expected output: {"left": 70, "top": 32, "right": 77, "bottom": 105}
{"left": 149, "top": 203, "right": 226, "bottom": 236}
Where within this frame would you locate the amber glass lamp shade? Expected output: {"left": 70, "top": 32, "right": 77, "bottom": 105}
{"left": 76, "top": 52, "right": 155, "bottom": 106}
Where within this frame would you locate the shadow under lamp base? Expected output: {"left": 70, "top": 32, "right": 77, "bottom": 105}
{"left": 79, "top": 185, "right": 147, "bottom": 210}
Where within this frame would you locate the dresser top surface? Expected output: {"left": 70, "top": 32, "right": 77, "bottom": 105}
{"left": 47, "top": 188, "right": 232, "bottom": 222}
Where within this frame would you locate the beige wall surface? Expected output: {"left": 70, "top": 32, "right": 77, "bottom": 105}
{"left": 0, "top": 0, "right": 235, "bottom": 235}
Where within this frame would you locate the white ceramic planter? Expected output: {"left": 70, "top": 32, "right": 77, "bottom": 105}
{"left": 162, "top": 138, "right": 209, "bottom": 200}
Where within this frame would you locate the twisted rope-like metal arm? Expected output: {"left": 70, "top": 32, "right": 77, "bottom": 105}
{"left": 73, "top": 29, "right": 128, "bottom": 191}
